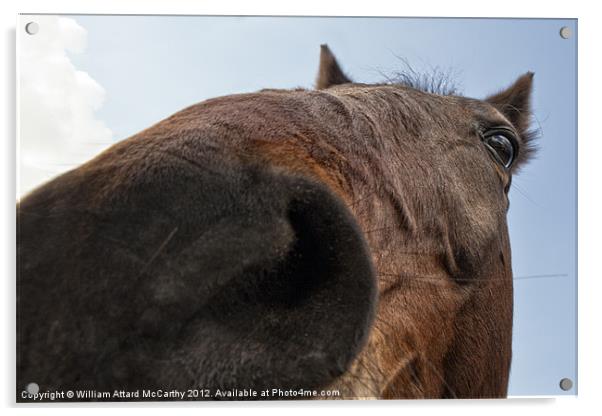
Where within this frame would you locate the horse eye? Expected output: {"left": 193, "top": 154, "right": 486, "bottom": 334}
{"left": 483, "top": 131, "right": 517, "bottom": 169}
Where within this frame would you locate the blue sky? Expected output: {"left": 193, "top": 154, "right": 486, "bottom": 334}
{"left": 20, "top": 15, "right": 577, "bottom": 396}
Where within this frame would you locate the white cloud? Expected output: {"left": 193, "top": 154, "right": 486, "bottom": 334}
{"left": 19, "top": 16, "right": 113, "bottom": 197}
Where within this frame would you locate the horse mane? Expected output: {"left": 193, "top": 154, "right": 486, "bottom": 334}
{"left": 379, "top": 56, "right": 461, "bottom": 96}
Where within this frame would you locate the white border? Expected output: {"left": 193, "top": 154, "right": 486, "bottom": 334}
{"left": 2, "top": 1, "right": 599, "bottom": 415}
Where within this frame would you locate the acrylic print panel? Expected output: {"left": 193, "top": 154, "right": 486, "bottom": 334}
{"left": 16, "top": 14, "right": 577, "bottom": 401}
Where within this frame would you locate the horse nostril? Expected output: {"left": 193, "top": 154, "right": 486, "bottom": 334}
{"left": 123, "top": 173, "right": 377, "bottom": 392}
{"left": 165, "top": 175, "right": 378, "bottom": 391}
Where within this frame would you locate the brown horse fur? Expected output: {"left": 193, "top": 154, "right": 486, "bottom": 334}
{"left": 16, "top": 44, "right": 535, "bottom": 400}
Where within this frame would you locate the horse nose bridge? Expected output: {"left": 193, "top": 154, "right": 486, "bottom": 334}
{"left": 250, "top": 136, "right": 354, "bottom": 204}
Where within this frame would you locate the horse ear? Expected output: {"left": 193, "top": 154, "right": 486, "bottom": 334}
{"left": 486, "top": 72, "right": 534, "bottom": 136}
{"left": 316, "top": 44, "right": 352, "bottom": 90}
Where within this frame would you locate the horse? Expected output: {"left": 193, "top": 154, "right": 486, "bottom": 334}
{"left": 17, "top": 44, "right": 535, "bottom": 400}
